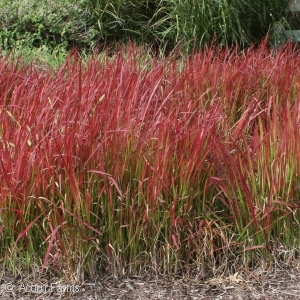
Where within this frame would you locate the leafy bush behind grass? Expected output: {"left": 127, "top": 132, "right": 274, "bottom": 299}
{"left": 0, "top": 0, "right": 92, "bottom": 51}
{"left": 0, "top": 0, "right": 291, "bottom": 55}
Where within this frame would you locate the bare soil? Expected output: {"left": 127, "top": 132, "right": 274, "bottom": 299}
{"left": 1, "top": 267, "right": 300, "bottom": 299}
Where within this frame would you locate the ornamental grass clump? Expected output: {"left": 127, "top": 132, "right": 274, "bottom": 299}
{"left": 206, "top": 41, "right": 300, "bottom": 261}
{"left": 0, "top": 41, "right": 299, "bottom": 278}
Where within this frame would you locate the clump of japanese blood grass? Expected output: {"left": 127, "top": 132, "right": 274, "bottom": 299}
{"left": 207, "top": 42, "right": 300, "bottom": 263}
{"left": 0, "top": 47, "right": 218, "bottom": 276}
{"left": 0, "top": 41, "right": 300, "bottom": 278}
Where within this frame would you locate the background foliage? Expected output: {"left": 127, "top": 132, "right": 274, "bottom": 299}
{"left": 0, "top": 0, "right": 291, "bottom": 55}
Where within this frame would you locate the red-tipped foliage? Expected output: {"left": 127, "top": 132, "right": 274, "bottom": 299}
{"left": 0, "top": 42, "right": 300, "bottom": 274}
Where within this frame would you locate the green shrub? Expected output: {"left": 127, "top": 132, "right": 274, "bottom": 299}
{"left": 0, "top": 0, "right": 92, "bottom": 51}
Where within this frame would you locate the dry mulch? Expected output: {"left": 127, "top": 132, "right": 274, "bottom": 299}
{"left": 1, "top": 266, "right": 300, "bottom": 300}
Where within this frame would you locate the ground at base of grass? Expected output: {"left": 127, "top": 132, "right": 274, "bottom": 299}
{"left": 0, "top": 265, "right": 299, "bottom": 300}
